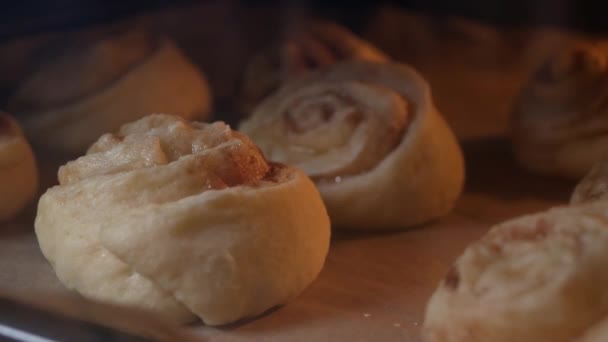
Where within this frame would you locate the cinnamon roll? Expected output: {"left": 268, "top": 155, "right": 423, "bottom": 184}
{"left": 9, "top": 30, "right": 212, "bottom": 155}
{"left": 240, "top": 61, "right": 465, "bottom": 230}
{"left": 34, "top": 114, "right": 330, "bottom": 325}
{"left": 511, "top": 41, "right": 608, "bottom": 179}
{"left": 0, "top": 112, "right": 38, "bottom": 221}
{"left": 237, "top": 20, "right": 388, "bottom": 117}
{"left": 423, "top": 157, "right": 608, "bottom": 342}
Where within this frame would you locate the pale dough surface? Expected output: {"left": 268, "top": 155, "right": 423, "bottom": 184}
{"left": 424, "top": 195, "right": 608, "bottom": 341}
{"left": 35, "top": 114, "right": 331, "bottom": 325}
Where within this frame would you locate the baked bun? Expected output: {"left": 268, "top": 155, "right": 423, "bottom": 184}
{"left": 237, "top": 20, "right": 388, "bottom": 117}
{"left": 423, "top": 158, "right": 608, "bottom": 341}
{"left": 9, "top": 30, "right": 212, "bottom": 155}
{"left": 511, "top": 41, "right": 608, "bottom": 179}
{"left": 240, "top": 61, "right": 464, "bottom": 230}
{"left": 0, "top": 112, "right": 38, "bottom": 221}
{"left": 34, "top": 114, "right": 330, "bottom": 325}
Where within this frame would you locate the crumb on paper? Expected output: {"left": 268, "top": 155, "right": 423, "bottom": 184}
{"left": 413, "top": 322, "right": 419, "bottom": 326}
{"left": 393, "top": 323, "right": 401, "bottom": 328}
{"left": 363, "top": 313, "right": 371, "bottom": 318}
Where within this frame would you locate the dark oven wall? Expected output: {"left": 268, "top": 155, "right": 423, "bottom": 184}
{"left": 1, "top": 0, "right": 606, "bottom": 40}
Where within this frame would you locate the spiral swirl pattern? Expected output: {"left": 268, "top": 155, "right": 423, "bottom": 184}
{"left": 241, "top": 61, "right": 464, "bottom": 230}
